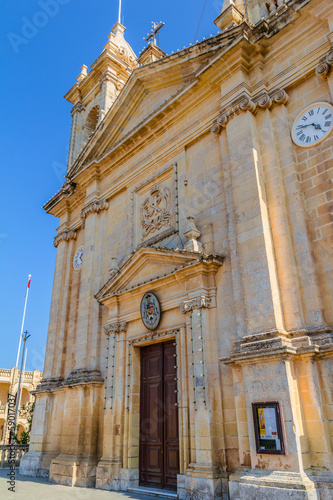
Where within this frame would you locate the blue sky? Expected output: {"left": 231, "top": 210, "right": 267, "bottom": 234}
{"left": 0, "top": 0, "right": 223, "bottom": 372}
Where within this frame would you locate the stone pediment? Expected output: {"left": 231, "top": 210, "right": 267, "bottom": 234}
{"left": 67, "top": 32, "right": 241, "bottom": 179}
{"left": 95, "top": 246, "right": 208, "bottom": 303}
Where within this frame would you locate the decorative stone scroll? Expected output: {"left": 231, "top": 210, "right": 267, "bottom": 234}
{"left": 211, "top": 89, "right": 289, "bottom": 134}
{"left": 81, "top": 199, "right": 109, "bottom": 221}
{"left": 104, "top": 322, "right": 128, "bottom": 335}
{"left": 316, "top": 48, "right": 333, "bottom": 80}
{"left": 141, "top": 185, "right": 172, "bottom": 239}
{"left": 61, "top": 180, "right": 76, "bottom": 198}
{"left": 54, "top": 230, "right": 77, "bottom": 248}
{"left": 180, "top": 295, "right": 211, "bottom": 314}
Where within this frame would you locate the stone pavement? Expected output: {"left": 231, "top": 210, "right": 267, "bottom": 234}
{"left": 0, "top": 469, "right": 160, "bottom": 500}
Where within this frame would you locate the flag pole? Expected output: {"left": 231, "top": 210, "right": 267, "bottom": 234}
{"left": 17, "top": 347, "right": 28, "bottom": 414}
{"left": 118, "top": 0, "right": 122, "bottom": 24}
{"left": 16, "top": 275, "right": 31, "bottom": 368}
{"left": 13, "top": 331, "right": 30, "bottom": 441}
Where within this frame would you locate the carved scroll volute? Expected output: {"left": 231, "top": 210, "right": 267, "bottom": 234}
{"left": 273, "top": 89, "right": 290, "bottom": 105}
{"left": 180, "top": 296, "right": 211, "bottom": 314}
{"left": 211, "top": 113, "right": 228, "bottom": 135}
{"left": 104, "top": 322, "right": 128, "bottom": 335}
{"left": 258, "top": 94, "right": 273, "bottom": 110}
{"left": 239, "top": 96, "right": 257, "bottom": 114}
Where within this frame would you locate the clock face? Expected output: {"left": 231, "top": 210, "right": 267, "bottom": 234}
{"left": 73, "top": 247, "right": 83, "bottom": 270}
{"left": 292, "top": 102, "right": 333, "bottom": 148}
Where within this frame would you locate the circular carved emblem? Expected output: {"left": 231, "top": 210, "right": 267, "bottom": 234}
{"left": 140, "top": 292, "right": 161, "bottom": 331}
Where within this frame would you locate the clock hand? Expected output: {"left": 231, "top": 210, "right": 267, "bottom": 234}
{"left": 298, "top": 123, "right": 322, "bottom": 130}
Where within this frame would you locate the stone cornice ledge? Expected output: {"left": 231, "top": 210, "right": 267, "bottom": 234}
{"left": 33, "top": 369, "right": 103, "bottom": 394}
{"left": 221, "top": 326, "right": 333, "bottom": 365}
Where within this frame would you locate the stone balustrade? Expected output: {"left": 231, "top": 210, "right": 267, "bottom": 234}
{"left": 0, "top": 444, "right": 29, "bottom": 469}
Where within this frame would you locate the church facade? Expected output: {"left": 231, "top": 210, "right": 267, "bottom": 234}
{"left": 20, "top": 1, "right": 333, "bottom": 498}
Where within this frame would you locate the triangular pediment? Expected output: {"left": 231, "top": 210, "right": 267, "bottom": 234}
{"left": 96, "top": 247, "right": 204, "bottom": 303}
{"left": 68, "top": 29, "right": 241, "bottom": 178}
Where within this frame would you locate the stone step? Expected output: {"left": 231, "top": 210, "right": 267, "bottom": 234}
{"left": 127, "top": 486, "right": 177, "bottom": 499}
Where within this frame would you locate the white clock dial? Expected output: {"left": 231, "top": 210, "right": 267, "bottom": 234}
{"left": 292, "top": 102, "right": 333, "bottom": 148}
{"left": 73, "top": 247, "right": 83, "bottom": 270}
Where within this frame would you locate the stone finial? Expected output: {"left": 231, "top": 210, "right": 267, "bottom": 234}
{"left": 214, "top": 1, "right": 245, "bottom": 31}
{"left": 77, "top": 65, "right": 88, "bottom": 82}
{"left": 109, "top": 256, "right": 119, "bottom": 275}
{"left": 184, "top": 216, "right": 202, "bottom": 252}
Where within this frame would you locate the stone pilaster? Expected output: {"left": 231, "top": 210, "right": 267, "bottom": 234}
{"left": 224, "top": 108, "right": 285, "bottom": 335}
{"left": 43, "top": 232, "right": 76, "bottom": 379}
{"left": 256, "top": 106, "right": 304, "bottom": 332}
{"left": 271, "top": 103, "right": 327, "bottom": 330}
{"left": 73, "top": 201, "right": 108, "bottom": 371}
{"left": 96, "top": 324, "right": 131, "bottom": 491}
{"left": 179, "top": 296, "right": 225, "bottom": 500}
{"left": 68, "top": 102, "right": 85, "bottom": 169}
{"left": 99, "top": 71, "right": 118, "bottom": 123}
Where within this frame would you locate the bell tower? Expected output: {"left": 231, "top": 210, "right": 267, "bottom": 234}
{"left": 65, "top": 22, "right": 138, "bottom": 169}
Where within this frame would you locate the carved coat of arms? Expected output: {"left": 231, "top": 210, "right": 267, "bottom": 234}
{"left": 141, "top": 185, "right": 172, "bottom": 239}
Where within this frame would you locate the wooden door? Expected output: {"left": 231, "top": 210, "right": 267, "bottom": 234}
{"left": 140, "top": 341, "right": 179, "bottom": 490}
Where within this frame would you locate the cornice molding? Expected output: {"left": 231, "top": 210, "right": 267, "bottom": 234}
{"left": 54, "top": 229, "right": 77, "bottom": 248}
{"left": 104, "top": 322, "right": 128, "bottom": 335}
{"left": 316, "top": 48, "right": 333, "bottom": 80}
{"left": 180, "top": 295, "right": 212, "bottom": 314}
{"left": 211, "top": 88, "right": 289, "bottom": 134}
{"left": 71, "top": 101, "right": 85, "bottom": 117}
{"left": 80, "top": 199, "right": 109, "bottom": 221}
{"left": 99, "top": 69, "right": 122, "bottom": 90}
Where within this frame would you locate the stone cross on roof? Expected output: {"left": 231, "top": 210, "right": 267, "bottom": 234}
{"left": 144, "top": 21, "right": 165, "bottom": 47}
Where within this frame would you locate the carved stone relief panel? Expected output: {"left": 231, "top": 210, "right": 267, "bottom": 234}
{"left": 132, "top": 165, "right": 178, "bottom": 248}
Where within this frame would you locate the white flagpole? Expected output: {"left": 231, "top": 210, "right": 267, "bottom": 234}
{"left": 15, "top": 275, "right": 31, "bottom": 368}
{"left": 118, "top": 0, "right": 122, "bottom": 24}
{"left": 17, "top": 348, "right": 28, "bottom": 419}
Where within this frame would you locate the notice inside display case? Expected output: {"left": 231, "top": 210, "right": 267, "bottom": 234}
{"left": 252, "top": 401, "right": 286, "bottom": 455}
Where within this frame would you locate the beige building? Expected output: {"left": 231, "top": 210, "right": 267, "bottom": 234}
{"left": 20, "top": 0, "right": 333, "bottom": 498}
{"left": 0, "top": 367, "right": 42, "bottom": 443}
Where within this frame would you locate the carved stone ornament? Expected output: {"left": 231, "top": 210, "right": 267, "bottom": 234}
{"left": 54, "top": 230, "right": 77, "bottom": 248}
{"left": 104, "top": 322, "right": 128, "bottom": 335}
{"left": 61, "top": 180, "right": 76, "bottom": 198}
{"left": 211, "top": 89, "right": 289, "bottom": 134}
{"left": 81, "top": 199, "right": 109, "bottom": 220}
{"left": 258, "top": 94, "right": 273, "bottom": 109}
{"left": 273, "top": 89, "right": 290, "bottom": 105}
{"left": 315, "top": 49, "right": 333, "bottom": 80}
{"left": 180, "top": 295, "right": 212, "bottom": 314}
{"left": 141, "top": 185, "right": 172, "bottom": 239}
